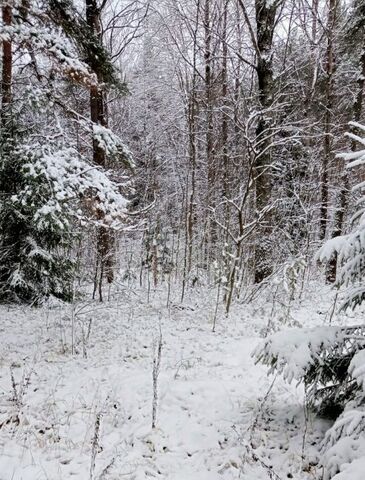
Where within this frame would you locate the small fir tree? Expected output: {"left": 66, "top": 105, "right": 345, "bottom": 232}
{"left": 255, "top": 122, "right": 365, "bottom": 479}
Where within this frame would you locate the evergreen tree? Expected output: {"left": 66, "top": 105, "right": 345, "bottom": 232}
{"left": 0, "top": 0, "right": 131, "bottom": 303}
{"left": 255, "top": 122, "right": 365, "bottom": 478}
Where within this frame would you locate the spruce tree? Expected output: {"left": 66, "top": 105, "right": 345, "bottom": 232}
{"left": 255, "top": 122, "right": 365, "bottom": 478}
{"left": 0, "top": 1, "right": 131, "bottom": 303}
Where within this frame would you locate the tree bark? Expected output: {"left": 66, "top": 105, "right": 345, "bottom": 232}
{"left": 319, "top": 0, "right": 338, "bottom": 242}
{"left": 1, "top": 4, "right": 12, "bottom": 119}
{"left": 204, "top": 0, "right": 216, "bottom": 265}
{"left": 221, "top": 0, "right": 229, "bottom": 199}
{"left": 85, "top": 0, "right": 115, "bottom": 299}
{"left": 253, "top": 0, "right": 277, "bottom": 283}
{"left": 205, "top": 0, "right": 214, "bottom": 198}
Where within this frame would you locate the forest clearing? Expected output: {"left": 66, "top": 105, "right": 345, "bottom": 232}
{"left": 0, "top": 280, "right": 354, "bottom": 480}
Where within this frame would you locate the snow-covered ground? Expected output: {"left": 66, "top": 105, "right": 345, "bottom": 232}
{"left": 0, "top": 281, "right": 346, "bottom": 479}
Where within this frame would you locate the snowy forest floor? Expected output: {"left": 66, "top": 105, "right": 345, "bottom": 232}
{"left": 0, "top": 279, "right": 359, "bottom": 480}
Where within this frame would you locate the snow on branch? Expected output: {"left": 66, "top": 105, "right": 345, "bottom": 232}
{"left": 322, "top": 408, "right": 365, "bottom": 480}
{"left": 253, "top": 326, "right": 344, "bottom": 384}
{"left": 15, "top": 147, "right": 129, "bottom": 230}
{"left": 0, "top": 23, "right": 98, "bottom": 88}
{"left": 349, "top": 349, "right": 365, "bottom": 392}
{"left": 316, "top": 235, "right": 348, "bottom": 263}
{"left": 92, "top": 124, "right": 134, "bottom": 170}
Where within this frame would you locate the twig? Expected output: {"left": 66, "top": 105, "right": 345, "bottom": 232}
{"left": 90, "top": 412, "right": 102, "bottom": 480}
{"left": 232, "top": 425, "right": 282, "bottom": 480}
{"left": 152, "top": 329, "right": 163, "bottom": 429}
{"left": 249, "top": 374, "right": 278, "bottom": 444}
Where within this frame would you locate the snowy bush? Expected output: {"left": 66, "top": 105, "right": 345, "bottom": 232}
{"left": 254, "top": 326, "right": 345, "bottom": 385}
{"left": 255, "top": 324, "right": 365, "bottom": 478}
{"left": 92, "top": 124, "right": 134, "bottom": 169}
{"left": 322, "top": 406, "right": 365, "bottom": 479}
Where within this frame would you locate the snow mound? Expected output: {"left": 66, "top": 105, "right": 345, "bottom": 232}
{"left": 322, "top": 407, "right": 365, "bottom": 479}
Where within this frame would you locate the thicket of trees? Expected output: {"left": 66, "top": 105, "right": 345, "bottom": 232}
{"left": 256, "top": 123, "right": 365, "bottom": 478}
{"left": 1, "top": 0, "right": 365, "bottom": 306}
{"left": 113, "top": 0, "right": 365, "bottom": 309}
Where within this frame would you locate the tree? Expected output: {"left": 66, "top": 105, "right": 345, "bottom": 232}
{"left": 238, "top": 0, "right": 284, "bottom": 283}
{"left": 319, "top": 0, "right": 340, "bottom": 242}
{"left": 255, "top": 122, "right": 365, "bottom": 478}
{"left": 0, "top": 0, "right": 130, "bottom": 303}
{"left": 327, "top": 0, "right": 365, "bottom": 282}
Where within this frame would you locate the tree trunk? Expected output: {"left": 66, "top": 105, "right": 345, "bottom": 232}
{"left": 311, "top": 0, "right": 319, "bottom": 45}
{"left": 204, "top": 0, "right": 216, "bottom": 265}
{"left": 319, "top": 0, "right": 338, "bottom": 242}
{"left": 253, "top": 0, "right": 277, "bottom": 283}
{"left": 1, "top": 4, "right": 12, "bottom": 119}
{"left": 187, "top": 92, "right": 197, "bottom": 275}
{"left": 221, "top": 0, "right": 229, "bottom": 199}
{"left": 85, "top": 0, "right": 115, "bottom": 299}
{"left": 187, "top": 1, "right": 200, "bottom": 277}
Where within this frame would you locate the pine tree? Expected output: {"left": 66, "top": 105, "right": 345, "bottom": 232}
{"left": 0, "top": 1, "right": 131, "bottom": 303}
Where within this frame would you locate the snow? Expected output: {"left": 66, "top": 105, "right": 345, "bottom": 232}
{"left": 92, "top": 124, "right": 134, "bottom": 169}
{"left": 332, "top": 456, "right": 365, "bottom": 480}
{"left": 18, "top": 146, "right": 129, "bottom": 229}
{"left": 253, "top": 325, "right": 344, "bottom": 383}
{"left": 322, "top": 408, "right": 365, "bottom": 480}
{"left": 0, "top": 23, "right": 98, "bottom": 88}
{"left": 317, "top": 236, "right": 348, "bottom": 263}
{"left": 0, "top": 282, "right": 332, "bottom": 480}
{"left": 349, "top": 349, "right": 365, "bottom": 390}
